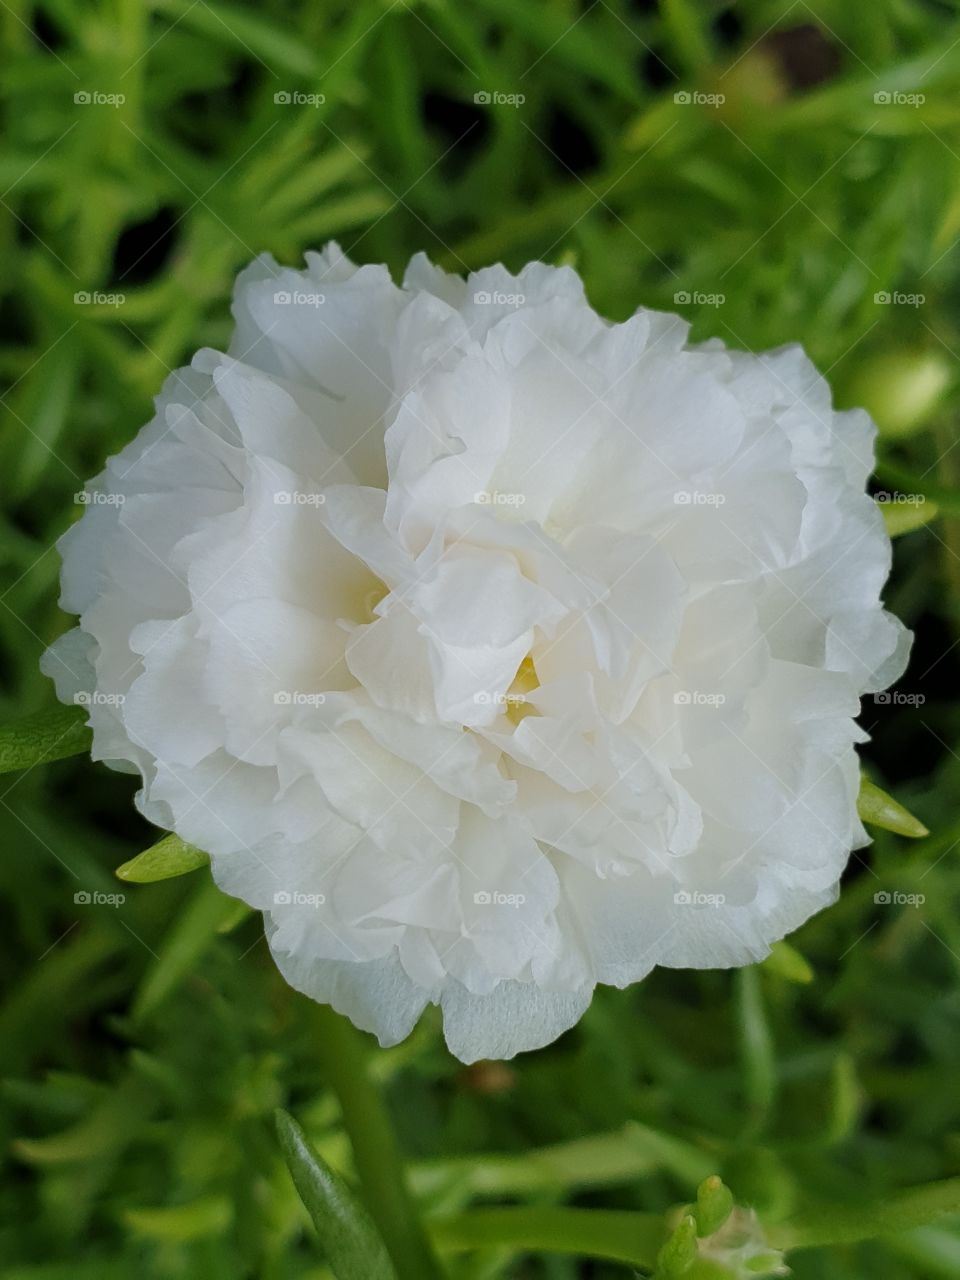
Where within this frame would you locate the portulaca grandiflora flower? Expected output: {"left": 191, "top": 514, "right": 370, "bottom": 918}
{"left": 43, "top": 245, "right": 910, "bottom": 1062}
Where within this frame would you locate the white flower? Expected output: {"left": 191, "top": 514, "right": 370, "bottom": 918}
{"left": 43, "top": 245, "right": 910, "bottom": 1062}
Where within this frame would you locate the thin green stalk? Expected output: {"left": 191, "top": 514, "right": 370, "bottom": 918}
{"left": 314, "top": 1005, "right": 445, "bottom": 1280}
{"left": 429, "top": 1207, "right": 664, "bottom": 1271}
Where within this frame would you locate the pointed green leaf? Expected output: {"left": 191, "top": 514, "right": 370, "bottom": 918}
{"left": 858, "top": 777, "right": 929, "bottom": 838}
{"left": 123, "top": 1194, "right": 233, "bottom": 1242}
{"left": 154, "top": 0, "right": 320, "bottom": 76}
{"left": 0, "top": 705, "right": 91, "bottom": 774}
{"left": 116, "top": 833, "right": 208, "bottom": 883}
{"left": 880, "top": 496, "right": 938, "bottom": 537}
{"left": 761, "top": 940, "right": 814, "bottom": 984}
{"left": 275, "top": 1109, "right": 398, "bottom": 1280}
{"left": 771, "top": 1176, "right": 960, "bottom": 1250}
{"left": 216, "top": 899, "right": 254, "bottom": 933}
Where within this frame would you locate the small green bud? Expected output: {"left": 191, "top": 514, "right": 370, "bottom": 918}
{"left": 695, "top": 1176, "right": 735, "bottom": 1236}
{"left": 844, "top": 349, "right": 951, "bottom": 439}
{"left": 657, "top": 1212, "right": 699, "bottom": 1277}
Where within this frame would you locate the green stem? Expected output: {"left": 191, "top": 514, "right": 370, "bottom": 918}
{"left": 737, "top": 967, "right": 776, "bottom": 1139}
{"left": 429, "top": 1207, "right": 664, "bottom": 1271}
{"left": 314, "top": 1005, "right": 445, "bottom": 1280}
{"left": 771, "top": 1177, "right": 960, "bottom": 1250}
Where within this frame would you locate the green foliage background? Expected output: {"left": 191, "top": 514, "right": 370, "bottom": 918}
{"left": 2, "top": 0, "right": 960, "bottom": 1276}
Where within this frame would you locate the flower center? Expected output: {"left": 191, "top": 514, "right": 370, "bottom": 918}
{"left": 504, "top": 654, "right": 540, "bottom": 725}
{"left": 359, "top": 581, "right": 389, "bottom": 623}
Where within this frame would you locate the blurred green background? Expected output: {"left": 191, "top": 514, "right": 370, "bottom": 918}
{"left": 3, "top": 0, "right": 960, "bottom": 1276}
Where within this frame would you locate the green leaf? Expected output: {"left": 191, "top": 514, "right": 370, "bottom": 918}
{"left": 875, "top": 461, "right": 960, "bottom": 517}
{"left": 116, "top": 833, "right": 208, "bottom": 883}
{"left": 131, "top": 880, "right": 238, "bottom": 1022}
{"left": 761, "top": 940, "right": 814, "bottom": 984}
{"left": 0, "top": 705, "right": 91, "bottom": 774}
{"left": 771, "top": 1177, "right": 960, "bottom": 1250}
{"left": 153, "top": 0, "right": 320, "bottom": 76}
{"left": 858, "top": 777, "right": 929, "bottom": 838}
{"left": 123, "top": 1195, "right": 233, "bottom": 1242}
{"left": 13, "top": 1077, "right": 153, "bottom": 1165}
{"left": 275, "top": 1109, "right": 398, "bottom": 1280}
{"left": 880, "top": 495, "right": 939, "bottom": 537}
